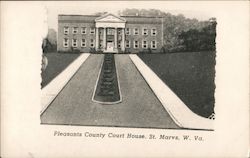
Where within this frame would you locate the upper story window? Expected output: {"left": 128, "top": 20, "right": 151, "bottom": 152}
{"left": 133, "top": 28, "right": 139, "bottom": 35}
{"left": 72, "top": 27, "right": 78, "bottom": 34}
{"left": 107, "top": 28, "right": 114, "bottom": 35}
{"left": 90, "top": 28, "right": 95, "bottom": 34}
{"left": 143, "top": 28, "right": 148, "bottom": 35}
{"left": 63, "top": 38, "right": 69, "bottom": 47}
{"left": 81, "top": 27, "right": 87, "bottom": 34}
{"left": 151, "top": 28, "right": 157, "bottom": 36}
{"left": 64, "top": 27, "right": 69, "bottom": 35}
{"left": 151, "top": 41, "right": 157, "bottom": 49}
{"left": 134, "top": 40, "right": 139, "bottom": 49}
{"left": 142, "top": 40, "right": 148, "bottom": 49}
{"left": 81, "top": 39, "right": 86, "bottom": 47}
{"left": 72, "top": 39, "right": 77, "bottom": 47}
{"left": 125, "top": 40, "right": 130, "bottom": 48}
{"left": 125, "top": 28, "right": 130, "bottom": 35}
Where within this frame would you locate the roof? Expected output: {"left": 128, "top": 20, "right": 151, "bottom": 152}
{"left": 122, "top": 16, "right": 162, "bottom": 24}
{"left": 58, "top": 14, "right": 163, "bottom": 24}
{"left": 95, "top": 13, "right": 126, "bottom": 22}
{"left": 58, "top": 14, "right": 97, "bottom": 21}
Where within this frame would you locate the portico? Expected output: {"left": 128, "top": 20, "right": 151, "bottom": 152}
{"left": 95, "top": 13, "right": 126, "bottom": 53}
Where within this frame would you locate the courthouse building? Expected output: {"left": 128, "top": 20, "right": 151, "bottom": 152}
{"left": 57, "top": 13, "right": 164, "bottom": 53}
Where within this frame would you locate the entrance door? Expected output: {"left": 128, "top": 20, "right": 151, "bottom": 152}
{"left": 107, "top": 42, "right": 114, "bottom": 52}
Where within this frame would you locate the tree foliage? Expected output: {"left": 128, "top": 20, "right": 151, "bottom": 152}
{"left": 179, "top": 19, "right": 216, "bottom": 51}
{"left": 120, "top": 8, "right": 217, "bottom": 52}
{"left": 43, "top": 29, "right": 57, "bottom": 53}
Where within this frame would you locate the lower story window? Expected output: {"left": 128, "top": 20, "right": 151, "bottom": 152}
{"left": 151, "top": 41, "right": 157, "bottom": 49}
{"left": 72, "top": 39, "right": 77, "bottom": 47}
{"left": 134, "top": 40, "right": 139, "bottom": 49}
{"left": 99, "top": 41, "right": 103, "bottom": 48}
{"left": 81, "top": 39, "right": 86, "bottom": 47}
{"left": 63, "top": 38, "right": 69, "bottom": 47}
{"left": 142, "top": 40, "right": 148, "bottom": 49}
{"left": 125, "top": 40, "right": 130, "bottom": 48}
{"left": 90, "top": 39, "right": 95, "bottom": 48}
{"left": 118, "top": 41, "right": 121, "bottom": 48}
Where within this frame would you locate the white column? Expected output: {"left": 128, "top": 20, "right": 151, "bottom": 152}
{"left": 121, "top": 28, "right": 125, "bottom": 51}
{"left": 103, "top": 27, "right": 106, "bottom": 50}
{"left": 114, "top": 28, "right": 117, "bottom": 49}
{"left": 95, "top": 27, "right": 99, "bottom": 50}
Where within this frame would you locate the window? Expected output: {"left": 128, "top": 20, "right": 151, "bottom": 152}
{"left": 81, "top": 27, "right": 86, "bottom": 34}
{"left": 90, "top": 28, "right": 95, "bottom": 34}
{"left": 81, "top": 39, "right": 86, "bottom": 47}
{"left": 64, "top": 27, "right": 69, "bottom": 35}
{"left": 134, "top": 40, "right": 139, "bottom": 49}
{"left": 107, "top": 28, "right": 114, "bottom": 35}
{"left": 72, "top": 27, "right": 78, "bottom": 34}
{"left": 125, "top": 40, "right": 130, "bottom": 48}
{"left": 118, "top": 29, "right": 121, "bottom": 35}
{"left": 151, "top": 28, "right": 157, "bottom": 36}
{"left": 72, "top": 39, "right": 77, "bottom": 47}
{"left": 151, "top": 41, "right": 157, "bottom": 49}
{"left": 143, "top": 28, "right": 148, "bottom": 35}
{"left": 142, "top": 40, "right": 148, "bottom": 49}
{"left": 63, "top": 38, "right": 69, "bottom": 47}
{"left": 118, "top": 41, "right": 121, "bottom": 48}
{"left": 133, "top": 28, "right": 139, "bottom": 35}
{"left": 99, "top": 41, "right": 102, "bottom": 48}
{"left": 125, "top": 28, "right": 130, "bottom": 35}
{"left": 90, "top": 39, "right": 95, "bottom": 47}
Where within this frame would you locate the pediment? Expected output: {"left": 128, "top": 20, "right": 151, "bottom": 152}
{"left": 95, "top": 13, "right": 126, "bottom": 23}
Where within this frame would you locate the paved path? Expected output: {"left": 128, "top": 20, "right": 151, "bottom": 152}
{"left": 41, "top": 54, "right": 179, "bottom": 129}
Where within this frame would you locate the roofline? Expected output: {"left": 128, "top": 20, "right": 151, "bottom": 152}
{"left": 58, "top": 14, "right": 163, "bottom": 18}
{"left": 121, "top": 15, "right": 164, "bottom": 18}
{"left": 95, "top": 13, "right": 126, "bottom": 22}
{"left": 58, "top": 14, "right": 99, "bottom": 17}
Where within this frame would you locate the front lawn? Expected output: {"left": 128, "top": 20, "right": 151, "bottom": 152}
{"left": 138, "top": 51, "right": 215, "bottom": 118}
{"left": 41, "top": 52, "right": 81, "bottom": 88}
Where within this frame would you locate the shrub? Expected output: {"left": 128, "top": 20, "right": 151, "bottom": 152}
{"left": 124, "top": 48, "right": 130, "bottom": 54}
{"left": 147, "top": 48, "right": 152, "bottom": 54}
{"left": 96, "top": 50, "right": 103, "bottom": 54}
{"left": 89, "top": 48, "right": 97, "bottom": 53}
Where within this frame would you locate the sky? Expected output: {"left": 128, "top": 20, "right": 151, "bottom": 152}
{"left": 45, "top": 1, "right": 214, "bottom": 30}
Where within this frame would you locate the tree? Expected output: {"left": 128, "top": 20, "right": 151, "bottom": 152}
{"left": 178, "top": 18, "right": 217, "bottom": 51}
{"left": 119, "top": 8, "right": 217, "bottom": 52}
{"left": 44, "top": 29, "right": 57, "bottom": 52}
{"left": 47, "top": 29, "right": 57, "bottom": 45}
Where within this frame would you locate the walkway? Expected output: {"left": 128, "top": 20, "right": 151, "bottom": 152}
{"left": 41, "top": 54, "right": 179, "bottom": 129}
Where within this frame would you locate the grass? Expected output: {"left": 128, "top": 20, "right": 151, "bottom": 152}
{"left": 138, "top": 51, "right": 216, "bottom": 118}
{"left": 41, "top": 52, "right": 81, "bottom": 88}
